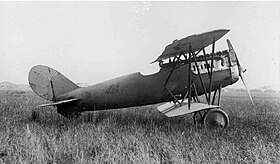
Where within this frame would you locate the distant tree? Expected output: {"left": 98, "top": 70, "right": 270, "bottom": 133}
{"left": 250, "top": 89, "right": 262, "bottom": 92}
{"left": 264, "top": 89, "right": 277, "bottom": 93}
{"left": 226, "top": 88, "right": 237, "bottom": 92}
{"left": 236, "top": 88, "right": 246, "bottom": 92}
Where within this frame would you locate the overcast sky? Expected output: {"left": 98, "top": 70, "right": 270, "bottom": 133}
{"left": 0, "top": 1, "right": 279, "bottom": 89}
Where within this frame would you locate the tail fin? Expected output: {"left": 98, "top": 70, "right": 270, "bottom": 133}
{"left": 28, "top": 65, "right": 79, "bottom": 101}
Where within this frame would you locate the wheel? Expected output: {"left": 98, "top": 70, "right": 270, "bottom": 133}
{"left": 203, "top": 108, "right": 229, "bottom": 129}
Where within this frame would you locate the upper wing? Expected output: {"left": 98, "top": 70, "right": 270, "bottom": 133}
{"left": 151, "top": 29, "right": 230, "bottom": 63}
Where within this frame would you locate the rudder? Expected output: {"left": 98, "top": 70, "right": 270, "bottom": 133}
{"left": 28, "top": 65, "right": 79, "bottom": 101}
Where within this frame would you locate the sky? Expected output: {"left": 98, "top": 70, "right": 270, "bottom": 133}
{"left": 0, "top": 1, "right": 279, "bottom": 89}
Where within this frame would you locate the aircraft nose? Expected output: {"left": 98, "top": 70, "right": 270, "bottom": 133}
{"left": 227, "top": 39, "right": 254, "bottom": 105}
{"left": 230, "top": 65, "right": 239, "bottom": 83}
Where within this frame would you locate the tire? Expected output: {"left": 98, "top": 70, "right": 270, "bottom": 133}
{"left": 203, "top": 108, "right": 229, "bottom": 129}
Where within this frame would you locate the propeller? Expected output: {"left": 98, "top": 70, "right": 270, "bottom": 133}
{"left": 226, "top": 39, "right": 254, "bottom": 105}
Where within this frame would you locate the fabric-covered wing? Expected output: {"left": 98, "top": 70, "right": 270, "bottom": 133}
{"left": 152, "top": 29, "right": 230, "bottom": 63}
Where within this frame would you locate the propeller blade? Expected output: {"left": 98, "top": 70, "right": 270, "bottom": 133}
{"left": 227, "top": 39, "right": 254, "bottom": 106}
{"left": 226, "top": 39, "right": 234, "bottom": 51}
{"left": 226, "top": 39, "right": 241, "bottom": 67}
{"left": 240, "top": 71, "right": 254, "bottom": 106}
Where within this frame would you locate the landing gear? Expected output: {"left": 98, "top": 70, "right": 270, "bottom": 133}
{"left": 203, "top": 108, "right": 229, "bottom": 129}
{"left": 193, "top": 110, "right": 205, "bottom": 125}
{"left": 193, "top": 108, "right": 229, "bottom": 129}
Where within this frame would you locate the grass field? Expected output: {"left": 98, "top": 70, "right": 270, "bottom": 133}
{"left": 0, "top": 90, "right": 279, "bottom": 163}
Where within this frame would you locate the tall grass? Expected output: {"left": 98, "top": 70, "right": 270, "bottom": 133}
{"left": 0, "top": 90, "right": 279, "bottom": 163}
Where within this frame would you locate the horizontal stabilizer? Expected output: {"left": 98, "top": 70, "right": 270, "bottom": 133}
{"left": 38, "top": 98, "right": 79, "bottom": 107}
{"left": 158, "top": 101, "right": 219, "bottom": 117}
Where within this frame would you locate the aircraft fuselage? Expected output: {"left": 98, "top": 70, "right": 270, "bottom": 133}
{"left": 57, "top": 52, "right": 239, "bottom": 113}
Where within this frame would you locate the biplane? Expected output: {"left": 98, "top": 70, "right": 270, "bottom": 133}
{"left": 28, "top": 29, "right": 253, "bottom": 128}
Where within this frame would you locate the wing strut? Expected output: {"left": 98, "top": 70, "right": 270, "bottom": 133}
{"left": 202, "top": 48, "right": 211, "bottom": 78}
{"left": 163, "top": 51, "right": 192, "bottom": 106}
{"left": 192, "top": 47, "right": 209, "bottom": 103}
{"left": 164, "top": 62, "right": 181, "bottom": 104}
{"left": 208, "top": 39, "right": 215, "bottom": 105}
{"left": 188, "top": 44, "right": 192, "bottom": 109}
{"left": 211, "top": 84, "right": 222, "bottom": 105}
{"left": 162, "top": 38, "right": 220, "bottom": 109}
